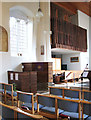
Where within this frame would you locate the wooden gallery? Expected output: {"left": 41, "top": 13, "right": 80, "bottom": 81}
{"left": 0, "top": 1, "right": 91, "bottom": 120}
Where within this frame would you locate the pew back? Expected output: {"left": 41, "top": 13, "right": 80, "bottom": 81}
{"left": 0, "top": 101, "right": 43, "bottom": 120}
{"left": 36, "top": 94, "right": 57, "bottom": 119}
{"left": 4, "top": 83, "right": 14, "bottom": 105}
{"left": 17, "top": 91, "right": 34, "bottom": 114}
{"left": 49, "top": 86, "right": 81, "bottom": 99}
{"left": 58, "top": 97, "right": 79, "bottom": 112}
{"left": 1, "top": 105, "right": 14, "bottom": 119}
{"left": 64, "top": 89, "right": 80, "bottom": 99}
{"left": 38, "top": 95, "right": 55, "bottom": 107}
{"left": 49, "top": 87, "right": 63, "bottom": 97}
{"left": 81, "top": 100, "right": 91, "bottom": 120}
{"left": 0, "top": 83, "right": 4, "bottom": 90}
{"left": 82, "top": 90, "right": 91, "bottom": 101}
{"left": 0, "top": 83, "right": 5, "bottom": 101}
{"left": 57, "top": 97, "right": 81, "bottom": 119}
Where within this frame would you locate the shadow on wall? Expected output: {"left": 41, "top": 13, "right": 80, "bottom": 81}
{"left": 14, "top": 64, "right": 22, "bottom": 72}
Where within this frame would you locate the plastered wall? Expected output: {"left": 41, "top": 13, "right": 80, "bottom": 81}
{"left": 0, "top": 2, "right": 51, "bottom": 83}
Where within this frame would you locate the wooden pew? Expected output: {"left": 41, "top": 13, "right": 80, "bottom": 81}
{"left": 17, "top": 91, "right": 34, "bottom": 114}
{"left": 0, "top": 83, "right": 5, "bottom": 95}
{"left": 0, "top": 83, "right": 5, "bottom": 101}
{"left": 0, "top": 83, "right": 17, "bottom": 105}
{"left": 56, "top": 96, "right": 81, "bottom": 119}
{"left": 0, "top": 101, "right": 43, "bottom": 120}
{"left": 36, "top": 93, "right": 63, "bottom": 119}
{"left": 49, "top": 86, "right": 81, "bottom": 100}
{"left": 81, "top": 89, "right": 91, "bottom": 101}
{"left": 4, "top": 83, "right": 14, "bottom": 105}
{"left": 36, "top": 93, "right": 83, "bottom": 119}
{"left": 81, "top": 100, "right": 91, "bottom": 120}
{"left": 0, "top": 101, "right": 15, "bottom": 119}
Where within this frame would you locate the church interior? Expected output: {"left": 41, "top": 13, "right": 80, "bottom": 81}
{"left": 0, "top": 1, "right": 91, "bottom": 120}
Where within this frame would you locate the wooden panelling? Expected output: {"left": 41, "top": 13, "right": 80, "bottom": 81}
{"left": 69, "top": 2, "right": 90, "bottom": 17}
{"left": 51, "top": 3, "right": 87, "bottom": 52}
{"left": 22, "top": 62, "right": 53, "bottom": 91}
{"left": 54, "top": 2, "right": 77, "bottom": 15}
{"left": 8, "top": 62, "right": 53, "bottom": 93}
{"left": 54, "top": 2, "right": 91, "bottom": 17}
{"left": 8, "top": 71, "right": 37, "bottom": 94}
{"left": 22, "top": 62, "right": 53, "bottom": 83}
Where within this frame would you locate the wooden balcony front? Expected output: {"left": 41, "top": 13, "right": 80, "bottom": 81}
{"left": 51, "top": 3, "right": 87, "bottom": 52}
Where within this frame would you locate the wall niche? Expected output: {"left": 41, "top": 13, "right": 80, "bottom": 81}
{"left": 0, "top": 26, "right": 8, "bottom": 52}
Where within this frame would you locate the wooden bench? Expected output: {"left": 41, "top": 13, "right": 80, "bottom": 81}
{"left": 5, "top": 83, "right": 17, "bottom": 105}
{"left": 17, "top": 91, "right": 34, "bottom": 114}
{"left": 81, "top": 100, "right": 91, "bottom": 120}
{"left": 36, "top": 93, "right": 63, "bottom": 119}
{"left": 4, "top": 83, "right": 14, "bottom": 105}
{"left": 36, "top": 93, "right": 84, "bottom": 119}
{"left": 0, "top": 101, "right": 43, "bottom": 120}
{"left": 17, "top": 91, "right": 44, "bottom": 114}
{"left": 49, "top": 86, "right": 81, "bottom": 100}
{"left": 0, "top": 83, "right": 17, "bottom": 105}
{"left": 0, "top": 83, "right": 5, "bottom": 101}
{"left": 57, "top": 96, "right": 81, "bottom": 119}
{"left": 0, "top": 83, "right": 4, "bottom": 95}
{"left": 82, "top": 89, "right": 91, "bottom": 101}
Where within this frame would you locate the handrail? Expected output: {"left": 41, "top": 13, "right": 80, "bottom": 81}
{"left": 66, "top": 72, "right": 72, "bottom": 78}
{"left": 0, "top": 101, "right": 43, "bottom": 119}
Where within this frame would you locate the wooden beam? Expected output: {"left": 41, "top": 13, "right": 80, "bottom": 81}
{"left": 53, "top": 2, "right": 77, "bottom": 15}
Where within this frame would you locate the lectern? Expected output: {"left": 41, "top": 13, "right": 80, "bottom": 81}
{"left": 81, "top": 70, "right": 91, "bottom": 90}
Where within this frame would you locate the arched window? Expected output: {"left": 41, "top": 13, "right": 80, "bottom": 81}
{"left": 10, "top": 9, "right": 33, "bottom": 57}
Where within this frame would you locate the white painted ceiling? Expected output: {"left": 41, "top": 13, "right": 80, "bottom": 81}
{"left": 51, "top": 48, "right": 81, "bottom": 54}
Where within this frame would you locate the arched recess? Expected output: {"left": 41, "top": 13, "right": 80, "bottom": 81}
{"left": 9, "top": 5, "right": 34, "bottom": 58}
{"left": 10, "top": 6, "right": 34, "bottom": 20}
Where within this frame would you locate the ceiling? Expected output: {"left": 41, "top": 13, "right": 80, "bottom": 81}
{"left": 53, "top": 2, "right": 91, "bottom": 17}
{"left": 51, "top": 48, "right": 80, "bottom": 54}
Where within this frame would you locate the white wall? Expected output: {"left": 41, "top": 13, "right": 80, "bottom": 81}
{"left": 1, "top": 2, "right": 38, "bottom": 83}
{"left": 36, "top": 2, "right": 51, "bottom": 62}
{"left": 62, "top": 53, "right": 81, "bottom": 70}
{"left": 0, "top": 2, "right": 2, "bottom": 82}
{"left": 78, "top": 10, "right": 89, "bottom": 70}
{"left": 89, "top": 17, "right": 91, "bottom": 69}
{"left": 0, "top": 2, "right": 2, "bottom": 26}
{"left": 0, "top": 2, "right": 51, "bottom": 83}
